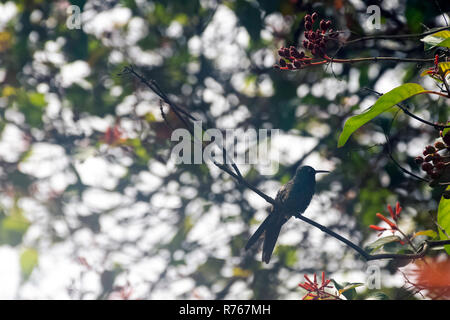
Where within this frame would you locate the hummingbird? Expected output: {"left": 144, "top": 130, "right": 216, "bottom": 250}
{"left": 245, "top": 165, "right": 329, "bottom": 263}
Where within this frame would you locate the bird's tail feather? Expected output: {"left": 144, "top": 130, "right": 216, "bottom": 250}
{"left": 262, "top": 222, "right": 283, "bottom": 264}
{"left": 245, "top": 213, "right": 274, "bottom": 251}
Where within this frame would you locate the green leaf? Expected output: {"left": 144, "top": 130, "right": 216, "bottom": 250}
{"left": 437, "top": 186, "right": 450, "bottom": 254}
{"left": 421, "top": 30, "right": 450, "bottom": 49}
{"left": 20, "top": 248, "right": 38, "bottom": 279}
{"left": 436, "top": 38, "right": 450, "bottom": 48}
{"left": 412, "top": 229, "right": 438, "bottom": 239}
{"left": 443, "top": 128, "right": 450, "bottom": 137}
{"left": 365, "top": 235, "right": 402, "bottom": 254}
{"left": 339, "top": 283, "right": 364, "bottom": 300}
{"left": 338, "top": 83, "right": 426, "bottom": 147}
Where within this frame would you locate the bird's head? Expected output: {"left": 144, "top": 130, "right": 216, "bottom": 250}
{"left": 294, "top": 165, "right": 329, "bottom": 182}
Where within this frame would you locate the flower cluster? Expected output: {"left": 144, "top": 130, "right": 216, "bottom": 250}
{"left": 415, "top": 130, "right": 450, "bottom": 180}
{"left": 274, "top": 12, "right": 337, "bottom": 70}
{"left": 298, "top": 272, "right": 337, "bottom": 300}
{"left": 369, "top": 202, "right": 403, "bottom": 236}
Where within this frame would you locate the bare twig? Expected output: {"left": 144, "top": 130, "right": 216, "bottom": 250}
{"left": 344, "top": 26, "right": 450, "bottom": 46}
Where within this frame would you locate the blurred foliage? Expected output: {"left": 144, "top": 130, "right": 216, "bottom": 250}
{"left": 0, "top": 0, "right": 449, "bottom": 299}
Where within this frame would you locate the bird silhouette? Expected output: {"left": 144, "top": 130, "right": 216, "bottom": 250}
{"left": 245, "top": 165, "right": 329, "bottom": 263}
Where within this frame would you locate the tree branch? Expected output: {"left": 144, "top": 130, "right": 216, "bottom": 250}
{"left": 122, "top": 65, "right": 450, "bottom": 263}
{"left": 344, "top": 26, "right": 450, "bottom": 46}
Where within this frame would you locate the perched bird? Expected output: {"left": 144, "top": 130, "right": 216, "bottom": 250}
{"left": 245, "top": 166, "right": 329, "bottom": 263}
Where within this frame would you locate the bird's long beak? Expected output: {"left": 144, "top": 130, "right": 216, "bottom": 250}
{"left": 315, "top": 170, "right": 330, "bottom": 174}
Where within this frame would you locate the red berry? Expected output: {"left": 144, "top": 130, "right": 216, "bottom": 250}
{"left": 443, "top": 133, "right": 450, "bottom": 145}
{"left": 290, "top": 46, "right": 299, "bottom": 58}
{"left": 305, "top": 21, "right": 312, "bottom": 31}
{"left": 426, "top": 145, "right": 436, "bottom": 154}
{"left": 433, "top": 153, "right": 441, "bottom": 163}
{"left": 414, "top": 156, "right": 424, "bottom": 164}
{"left": 303, "top": 40, "right": 309, "bottom": 49}
{"left": 421, "top": 162, "right": 433, "bottom": 172}
{"left": 311, "top": 12, "right": 318, "bottom": 22}
{"left": 424, "top": 154, "right": 433, "bottom": 162}
{"left": 435, "top": 141, "right": 446, "bottom": 150}
{"left": 430, "top": 170, "right": 441, "bottom": 179}
{"left": 435, "top": 162, "right": 445, "bottom": 170}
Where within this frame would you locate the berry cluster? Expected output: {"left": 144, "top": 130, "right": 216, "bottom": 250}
{"left": 415, "top": 131, "right": 450, "bottom": 181}
{"left": 274, "top": 12, "right": 337, "bottom": 71}
{"left": 275, "top": 45, "right": 311, "bottom": 70}
{"left": 302, "top": 13, "right": 336, "bottom": 57}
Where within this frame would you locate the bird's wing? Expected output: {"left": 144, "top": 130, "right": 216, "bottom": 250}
{"left": 276, "top": 180, "right": 294, "bottom": 203}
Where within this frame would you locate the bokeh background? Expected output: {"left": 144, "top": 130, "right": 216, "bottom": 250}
{"left": 0, "top": 0, "right": 449, "bottom": 299}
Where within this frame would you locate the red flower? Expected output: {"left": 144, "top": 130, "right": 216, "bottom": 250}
{"left": 376, "top": 212, "right": 397, "bottom": 230}
{"left": 298, "top": 272, "right": 337, "bottom": 300}
{"left": 370, "top": 202, "right": 403, "bottom": 235}
{"left": 369, "top": 225, "right": 387, "bottom": 232}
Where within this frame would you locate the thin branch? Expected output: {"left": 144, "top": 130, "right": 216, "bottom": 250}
{"left": 159, "top": 100, "right": 174, "bottom": 131}
{"left": 325, "top": 55, "right": 436, "bottom": 64}
{"left": 363, "top": 87, "right": 450, "bottom": 130}
{"left": 344, "top": 26, "right": 450, "bottom": 46}
{"left": 121, "top": 66, "right": 244, "bottom": 180}
{"left": 387, "top": 151, "right": 429, "bottom": 183}
{"left": 294, "top": 213, "right": 450, "bottom": 261}
{"left": 441, "top": 73, "right": 450, "bottom": 97}
{"left": 287, "top": 54, "right": 442, "bottom": 71}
